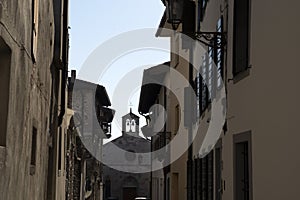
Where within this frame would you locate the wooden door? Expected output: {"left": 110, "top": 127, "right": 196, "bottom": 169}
{"left": 123, "top": 187, "right": 137, "bottom": 200}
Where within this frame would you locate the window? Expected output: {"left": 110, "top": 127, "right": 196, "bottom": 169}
{"left": 234, "top": 132, "right": 252, "bottom": 200}
{"left": 233, "top": 0, "right": 250, "bottom": 76}
{"left": 194, "top": 16, "right": 224, "bottom": 119}
{"left": 208, "top": 47, "right": 213, "bottom": 99}
{"left": 197, "top": 0, "right": 209, "bottom": 24}
{"left": 194, "top": 49, "right": 212, "bottom": 118}
{"left": 215, "top": 140, "right": 222, "bottom": 200}
{"left": 32, "top": 0, "right": 39, "bottom": 62}
{"left": 58, "top": 127, "right": 62, "bottom": 171}
{"left": 195, "top": 74, "right": 201, "bottom": 118}
{"left": 201, "top": 48, "right": 212, "bottom": 113}
{"left": 215, "top": 17, "right": 224, "bottom": 89}
{"left": 201, "top": 53, "right": 208, "bottom": 112}
{"left": 193, "top": 159, "right": 198, "bottom": 200}
{"left": 0, "top": 37, "right": 11, "bottom": 147}
{"left": 172, "top": 173, "right": 179, "bottom": 200}
{"left": 31, "top": 126, "right": 37, "bottom": 166}
{"left": 196, "top": 158, "right": 202, "bottom": 200}
{"left": 201, "top": 151, "right": 214, "bottom": 200}
{"left": 175, "top": 105, "right": 180, "bottom": 134}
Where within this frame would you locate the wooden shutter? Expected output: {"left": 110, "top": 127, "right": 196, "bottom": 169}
{"left": 215, "top": 146, "right": 222, "bottom": 200}
{"left": 233, "top": 0, "right": 249, "bottom": 75}
{"left": 207, "top": 151, "right": 214, "bottom": 200}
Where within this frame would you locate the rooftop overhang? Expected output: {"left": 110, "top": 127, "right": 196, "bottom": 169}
{"left": 95, "top": 85, "right": 111, "bottom": 107}
{"left": 97, "top": 107, "right": 115, "bottom": 123}
{"left": 138, "top": 62, "right": 170, "bottom": 114}
{"left": 155, "top": 9, "right": 174, "bottom": 37}
{"left": 73, "top": 79, "right": 112, "bottom": 107}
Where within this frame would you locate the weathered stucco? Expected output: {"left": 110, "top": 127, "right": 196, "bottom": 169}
{"left": 0, "top": 0, "right": 54, "bottom": 199}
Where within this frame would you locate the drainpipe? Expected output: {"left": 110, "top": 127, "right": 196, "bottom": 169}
{"left": 58, "top": 0, "right": 69, "bottom": 126}
{"left": 187, "top": 47, "right": 194, "bottom": 200}
{"left": 58, "top": 68, "right": 66, "bottom": 126}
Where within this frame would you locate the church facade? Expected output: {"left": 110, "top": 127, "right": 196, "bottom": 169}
{"left": 102, "top": 110, "right": 151, "bottom": 200}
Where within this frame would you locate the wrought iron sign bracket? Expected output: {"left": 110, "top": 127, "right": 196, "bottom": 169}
{"left": 195, "top": 32, "right": 227, "bottom": 48}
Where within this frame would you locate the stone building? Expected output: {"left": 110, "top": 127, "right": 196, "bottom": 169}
{"left": 138, "top": 62, "right": 171, "bottom": 200}
{"left": 102, "top": 110, "right": 151, "bottom": 200}
{"left": 0, "top": 0, "right": 69, "bottom": 199}
{"left": 65, "top": 70, "right": 115, "bottom": 200}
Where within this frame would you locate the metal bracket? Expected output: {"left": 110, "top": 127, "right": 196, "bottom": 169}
{"left": 195, "top": 32, "right": 227, "bottom": 48}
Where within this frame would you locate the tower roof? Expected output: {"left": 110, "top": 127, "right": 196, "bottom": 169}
{"left": 122, "top": 109, "right": 140, "bottom": 120}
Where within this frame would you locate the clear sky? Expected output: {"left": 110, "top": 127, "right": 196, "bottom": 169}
{"left": 69, "top": 0, "right": 170, "bottom": 141}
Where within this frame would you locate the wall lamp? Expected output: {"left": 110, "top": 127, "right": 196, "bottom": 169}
{"left": 166, "top": 0, "right": 227, "bottom": 48}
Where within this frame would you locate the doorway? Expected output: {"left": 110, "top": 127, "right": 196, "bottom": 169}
{"left": 123, "top": 187, "right": 137, "bottom": 200}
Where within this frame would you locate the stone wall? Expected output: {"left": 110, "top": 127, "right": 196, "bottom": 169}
{"left": 0, "top": 0, "right": 55, "bottom": 199}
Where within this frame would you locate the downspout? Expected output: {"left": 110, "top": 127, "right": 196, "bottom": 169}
{"left": 163, "top": 86, "right": 167, "bottom": 200}
{"left": 140, "top": 112, "right": 153, "bottom": 200}
{"left": 58, "top": 0, "right": 69, "bottom": 126}
{"left": 187, "top": 45, "right": 194, "bottom": 200}
{"left": 58, "top": 68, "right": 66, "bottom": 126}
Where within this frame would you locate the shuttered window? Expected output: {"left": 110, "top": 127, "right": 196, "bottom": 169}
{"left": 233, "top": 0, "right": 250, "bottom": 75}
{"left": 215, "top": 17, "right": 224, "bottom": 89}
{"left": 196, "top": 158, "right": 202, "bottom": 200}
{"left": 207, "top": 151, "right": 214, "bottom": 200}
{"left": 32, "top": 0, "right": 39, "bottom": 62}
{"left": 197, "top": 0, "right": 209, "bottom": 23}
{"left": 201, "top": 53, "right": 208, "bottom": 112}
{"left": 200, "top": 151, "right": 214, "bottom": 200}
{"left": 195, "top": 16, "right": 224, "bottom": 119}
{"left": 215, "top": 146, "right": 222, "bottom": 200}
{"left": 207, "top": 47, "right": 213, "bottom": 100}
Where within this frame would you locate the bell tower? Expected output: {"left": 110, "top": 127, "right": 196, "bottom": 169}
{"left": 122, "top": 108, "right": 140, "bottom": 137}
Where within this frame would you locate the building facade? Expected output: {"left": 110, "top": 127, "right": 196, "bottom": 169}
{"left": 66, "top": 70, "right": 115, "bottom": 200}
{"left": 0, "top": 0, "right": 69, "bottom": 199}
{"left": 138, "top": 62, "right": 171, "bottom": 200}
{"left": 140, "top": 0, "right": 300, "bottom": 200}
{"left": 102, "top": 110, "right": 151, "bottom": 200}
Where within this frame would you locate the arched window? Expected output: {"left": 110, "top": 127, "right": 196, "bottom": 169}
{"left": 130, "top": 119, "right": 136, "bottom": 132}
{"left": 126, "top": 119, "right": 131, "bottom": 132}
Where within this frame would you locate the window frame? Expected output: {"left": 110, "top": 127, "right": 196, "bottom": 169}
{"left": 232, "top": 0, "right": 251, "bottom": 78}
{"left": 233, "top": 131, "right": 253, "bottom": 200}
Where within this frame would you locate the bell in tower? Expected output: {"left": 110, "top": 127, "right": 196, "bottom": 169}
{"left": 122, "top": 108, "right": 140, "bottom": 137}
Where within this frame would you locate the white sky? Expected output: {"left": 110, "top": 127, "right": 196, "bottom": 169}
{"left": 69, "top": 0, "right": 170, "bottom": 141}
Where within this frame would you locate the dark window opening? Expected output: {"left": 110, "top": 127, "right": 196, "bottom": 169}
{"left": 175, "top": 105, "right": 180, "bottom": 133}
{"left": 234, "top": 132, "right": 252, "bottom": 200}
{"left": 31, "top": 126, "right": 37, "bottom": 166}
{"left": 58, "top": 127, "right": 62, "bottom": 171}
{"left": 199, "top": 151, "right": 214, "bottom": 200}
{"left": 0, "top": 37, "right": 11, "bottom": 147}
{"left": 215, "top": 146, "right": 222, "bottom": 200}
{"left": 233, "top": 0, "right": 250, "bottom": 76}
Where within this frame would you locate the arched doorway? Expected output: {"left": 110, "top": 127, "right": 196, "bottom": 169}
{"left": 122, "top": 176, "right": 138, "bottom": 200}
